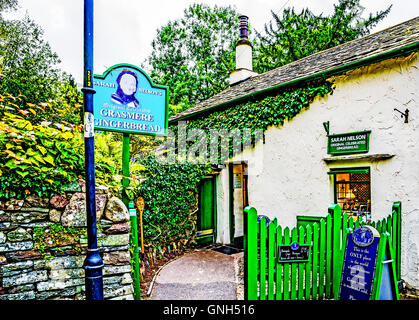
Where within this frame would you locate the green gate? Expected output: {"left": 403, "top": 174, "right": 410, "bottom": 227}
{"left": 244, "top": 202, "right": 402, "bottom": 300}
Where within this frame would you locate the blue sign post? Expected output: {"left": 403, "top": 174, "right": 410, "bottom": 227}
{"left": 82, "top": 0, "right": 104, "bottom": 300}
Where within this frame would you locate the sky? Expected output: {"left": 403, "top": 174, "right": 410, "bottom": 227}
{"left": 4, "top": 0, "right": 419, "bottom": 84}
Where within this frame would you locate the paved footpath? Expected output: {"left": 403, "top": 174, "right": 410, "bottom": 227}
{"left": 150, "top": 249, "right": 243, "bottom": 300}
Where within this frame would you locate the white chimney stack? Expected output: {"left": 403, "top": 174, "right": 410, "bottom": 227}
{"left": 229, "top": 15, "right": 258, "bottom": 86}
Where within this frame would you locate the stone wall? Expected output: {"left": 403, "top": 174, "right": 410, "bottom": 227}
{"left": 0, "top": 181, "right": 134, "bottom": 300}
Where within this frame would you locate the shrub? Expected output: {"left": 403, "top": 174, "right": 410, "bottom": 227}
{"left": 0, "top": 110, "right": 84, "bottom": 199}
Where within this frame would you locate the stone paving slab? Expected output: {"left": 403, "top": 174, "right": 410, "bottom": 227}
{"left": 150, "top": 249, "right": 242, "bottom": 300}
{"left": 151, "top": 282, "right": 237, "bottom": 300}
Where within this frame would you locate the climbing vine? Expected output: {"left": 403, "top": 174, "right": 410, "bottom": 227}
{"left": 136, "top": 80, "right": 335, "bottom": 249}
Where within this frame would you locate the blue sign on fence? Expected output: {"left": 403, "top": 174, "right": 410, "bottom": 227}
{"left": 338, "top": 226, "right": 380, "bottom": 300}
{"left": 93, "top": 64, "right": 168, "bottom": 136}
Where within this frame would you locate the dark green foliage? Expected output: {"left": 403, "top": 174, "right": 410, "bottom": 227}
{"left": 0, "top": 0, "right": 18, "bottom": 13}
{"left": 254, "top": 0, "right": 392, "bottom": 73}
{"left": 0, "top": 4, "right": 83, "bottom": 125}
{"left": 0, "top": 15, "right": 62, "bottom": 106}
{"left": 0, "top": 105, "right": 84, "bottom": 199}
{"left": 145, "top": 4, "right": 239, "bottom": 116}
{"left": 137, "top": 155, "right": 212, "bottom": 247}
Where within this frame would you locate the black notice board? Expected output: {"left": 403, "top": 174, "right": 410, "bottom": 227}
{"left": 277, "top": 243, "right": 310, "bottom": 263}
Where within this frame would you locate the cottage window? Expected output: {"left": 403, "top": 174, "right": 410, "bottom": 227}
{"left": 328, "top": 168, "right": 371, "bottom": 223}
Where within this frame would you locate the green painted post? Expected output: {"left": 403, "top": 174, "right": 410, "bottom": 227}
{"left": 330, "top": 204, "right": 342, "bottom": 300}
{"left": 275, "top": 225, "right": 283, "bottom": 300}
{"left": 318, "top": 219, "right": 326, "bottom": 299}
{"left": 290, "top": 227, "right": 298, "bottom": 300}
{"left": 129, "top": 202, "right": 141, "bottom": 300}
{"left": 392, "top": 202, "right": 402, "bottom": 281}
{"left": 122, "top": 133, "right": 130, "bottom": 209}
{"left": 283, "top": 227, "right": 290, "bottom": 300}
{"left": 259, "top": 217, "right": 267, "bottom": 300}
{"left": 268, "top": 220, "right": 276, "bottom": 300}
{"left": 325, "top": 213, "right": 332, "bottom": 298}
{"left": 244, "top": 206, "right": 258, "bottom": 300}
{"left": 312, "top": 222, "right": 319, "bottom": 299}
{"left": 297, "top": 227, "right": 305, "bottom": 300}
{"left": 305, "top": 224, "right": 313, "bottom": 300}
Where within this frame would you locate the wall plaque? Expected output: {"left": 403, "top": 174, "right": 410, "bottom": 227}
{"left": 277, "top": 242, "right": 310, "bottom": 263}
{"left": 328, "top": 130, "right": 371, "bottom": 155}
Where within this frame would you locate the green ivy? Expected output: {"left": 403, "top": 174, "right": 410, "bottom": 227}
{"left": 137, "top": 80, "right": 334, "bottom": 248}
{"left": 138, "top": 156, "right": 212, "bottom": 247}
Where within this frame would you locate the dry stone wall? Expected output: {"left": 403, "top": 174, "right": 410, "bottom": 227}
{"left": 0, "top": 180, "right": 134, "bottom": 300}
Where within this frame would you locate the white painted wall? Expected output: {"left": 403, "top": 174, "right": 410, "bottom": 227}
{"left": 216, "top": 53, "right": 419, "bottom": 288}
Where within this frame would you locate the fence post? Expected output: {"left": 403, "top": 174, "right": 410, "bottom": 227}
{"left": 129, "top": 202, "right": 141, "bottom": 300}
{"left": 244, "top": 206, "right": 258, "bottom": 300}
{"left": 329, "top": 204, "right": 342, "bottom": 300}
{"left": 392, "top": 202, "right": 402, "bottom": 281}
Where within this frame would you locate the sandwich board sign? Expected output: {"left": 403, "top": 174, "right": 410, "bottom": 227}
{"left": 338, "top": 226, "right": 399, "bottom": 300}
{"left": 93, "top": 63, "right": 168, "bottom": 136}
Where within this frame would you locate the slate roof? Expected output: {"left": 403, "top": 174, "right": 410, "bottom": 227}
{"left": 169, "top": 16, "right": 419, "bottom": 123}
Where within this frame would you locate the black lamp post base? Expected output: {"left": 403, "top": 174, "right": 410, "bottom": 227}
{"left": 83, "top": 248, "right": 104, "bottom": 300}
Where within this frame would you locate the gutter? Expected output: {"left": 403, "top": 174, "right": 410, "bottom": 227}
{"left": 169, "top": 42, "right": 419, "bottom": 124}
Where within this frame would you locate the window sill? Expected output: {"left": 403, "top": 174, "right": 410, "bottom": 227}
{"left": 323, "top": 153, "right": 395, "bottom": 163}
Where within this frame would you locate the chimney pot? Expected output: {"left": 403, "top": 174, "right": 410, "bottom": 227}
{"left": 239, "top": 15, "right": 249, "bottom": 39}
{"left": 229, "top": 15, "right": 258, "bottom": 86}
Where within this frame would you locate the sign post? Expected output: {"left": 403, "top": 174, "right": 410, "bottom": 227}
{"left": 122, "top": 133, "right": 130, "bottom": 209}
{"left": 93, "top": 64, "right": 168, "bottom": 208}
{"left": 129, "top": 202, "right": 141, "bottom": 300}
{"left": 92, "top": 64, "right": 168, "bottom": 299}
{"left": 82, "top": 0, "right": 104, "bottom": 300}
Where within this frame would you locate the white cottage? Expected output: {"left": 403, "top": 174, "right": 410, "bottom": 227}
{"left": 169, "top": 17, "right": 419, "bottom": 291}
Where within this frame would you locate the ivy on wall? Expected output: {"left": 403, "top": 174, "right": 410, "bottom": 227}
{"left": 137, "top": 80, "right": 335, "bottom": 247}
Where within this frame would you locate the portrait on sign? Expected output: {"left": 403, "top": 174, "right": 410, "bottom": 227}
{"left": 111, "top": 70, "right": 140, "bottom": 108}
{"left": 93, "top": 64, "right": 168, "bottom": 136}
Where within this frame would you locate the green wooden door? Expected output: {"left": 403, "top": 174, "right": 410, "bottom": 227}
{"left": 197, "top": 177, "right": 216, "bottom": 245}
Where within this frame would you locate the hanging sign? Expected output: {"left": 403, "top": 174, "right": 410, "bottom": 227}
{"left": 328, "top": 130, "right": 371, "bottom": 155}
{"left": 338, "top": 226, "right": 399, "bottom": 300}
{"left": 93, "top": 64, "right": 168, "bottom": 136}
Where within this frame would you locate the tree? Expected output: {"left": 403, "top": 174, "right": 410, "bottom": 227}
{"left": 145, "top": 4, "right": 239, "bottom": 116}
{"left": 0, "top": 2, "right": 83, "bottom": 125}
{"left": 0, "top": 15, "right": 62, "bottom": 105}
{"left": 254, "top": 0, "right": 392, "bottom": 73}
{"left": 0, "top": 0, "right": 18, "bottom": 14}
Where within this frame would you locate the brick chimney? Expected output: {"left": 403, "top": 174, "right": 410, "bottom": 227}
{"left": 229, "top": 15, "right": 258, "bottom": 86}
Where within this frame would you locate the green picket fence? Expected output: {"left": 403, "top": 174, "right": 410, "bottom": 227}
{"left": 244, "top": 202, "right": 402, "bottom": 300}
